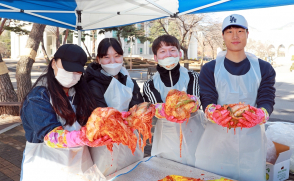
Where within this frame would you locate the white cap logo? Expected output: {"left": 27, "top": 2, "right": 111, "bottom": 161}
{"left": 230, "top": 15, "right": 237, "bottom": 23}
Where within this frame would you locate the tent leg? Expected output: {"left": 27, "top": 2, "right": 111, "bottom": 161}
{"left": 78, "top": 30, "right": 81, "bottom": 46}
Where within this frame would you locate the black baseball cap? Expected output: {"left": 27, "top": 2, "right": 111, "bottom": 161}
{"left": 54, "top": 44, "right": 87, "bottom": 73}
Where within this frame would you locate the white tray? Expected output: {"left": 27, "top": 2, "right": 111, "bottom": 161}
{"left": 106, "top": 156, "right": 235, "bottom": 181}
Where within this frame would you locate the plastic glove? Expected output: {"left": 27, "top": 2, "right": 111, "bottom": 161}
{"left": 187, "top": 94, "right": 200, "bottom": 113}
{"left": 205, "top": 104, "right": 269, "bottom": 128}
{"left": 79, "top": 127, "right": 114, "bottom": 147}
{"left": 44, "top": 126, "right": 113, "bottom": 148}
{"left": 205, "top": 104, "right": 220, "bottom": 123}
{"left": 121, "top": 111, "right": 131, "bottom": 119}
{"left": 243, "top": 106, "right": 269, "bottom": 125}
{"left": 205, "top": 104, "right": 232, "bottom": 126}
{"left": 154, "top": 103, "right": 166, "bottom": 119}
{"left": 121, "top": 111, "right": 136, "bottom": 132}
{"left": 154, "top": 103, "right": 187, "bottom": 123}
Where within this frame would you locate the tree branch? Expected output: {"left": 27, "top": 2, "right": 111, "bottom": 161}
{"left": 158, "top": 19, "right": 169, "bottom": 35}
{"left": 0, "top": 18, "right": 7, "bottom": 35}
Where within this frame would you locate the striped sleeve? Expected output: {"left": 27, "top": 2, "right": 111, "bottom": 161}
{"left": 143, "top": 78, "right": 162, "bottom": 104}
{"left": 187, "top": 70, "right": 200, "bottom": 97}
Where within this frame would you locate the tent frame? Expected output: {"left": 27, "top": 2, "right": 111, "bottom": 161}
{"left": 0, "top": 0, "right": 232, "bottom": 46}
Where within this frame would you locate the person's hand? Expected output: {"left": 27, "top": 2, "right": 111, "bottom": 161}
{"left": 205, "top": 104, "right": 220, "bottom": 123}
{"left": 155, "top": 103, "right": 186, "bottom": 123}
{"left": 187, "top": 94, "right": 200, "bottom": 113}
{"left": 121, "top": 112, "right": 136, "bottom": 132}
{"left": 205, "top": 104, "right": 233, "bottom": 126}
{"left": 80, "top": 127, "right": 114, "bottom": 147}
{"left": 154, "top": 103, "right": 166, "bottom": 119}
{"left": 121, "top": 111, "right": 131, "bottom": 119}
{"left": 243, "top": 106, "right": 269, "bottom": 125}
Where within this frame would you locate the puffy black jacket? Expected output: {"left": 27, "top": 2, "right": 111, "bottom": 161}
{"left": 143, "top": 63, "right": 200, "bottom": 104}
{"left": 85, "top": 62, "right": 144, "bottom": 109}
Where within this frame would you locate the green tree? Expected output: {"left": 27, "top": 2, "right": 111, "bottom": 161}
{"left": 98, "top": 24, "right": 150, "bottom": 45}
{"left": 0, "top": 18, "right": 31, "bottom": 57}
{"left": 1, "top": 19, "right": 30, "bottom": 35}
{"left": 91, "top": 30, "right": 97, "bottom": 57}
{"left": 0, "top": 31, "right": 11, "bottom": 57}
{"left": 148, "top": 20, "right": 180, "bottom": 44}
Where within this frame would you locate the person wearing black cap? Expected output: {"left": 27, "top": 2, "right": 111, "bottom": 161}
{"left": 195, "top": 14, "right": 275, "bottom": 181}
{"left": 84, "top": 38, "right": 144, "bottom": 176}
{"left": 20, "top": 44, "right": 112, "bottom": 180}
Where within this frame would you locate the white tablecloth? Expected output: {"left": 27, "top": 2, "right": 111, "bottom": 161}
{"left": 106, "top": 156, "right": 235, "bottom": 181}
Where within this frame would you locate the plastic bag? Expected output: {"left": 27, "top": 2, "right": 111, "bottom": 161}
{"left": 22, "top": 142, "right": 95, "bottom": 181}
{"left": 266, "top": 136, "right": 277, "bottom": 164}
{"left": 152, "top": 111, "right": 205, "bottom": 167}
{"left": 265, "top": 122, "right": 294, "bottom": 173}
{"left": 89, "top": 131, "right": 143, "bottom": 176}
{"left": 195, "top": 123, "right": 266, "bottom": 181}
{"left": 83, "top": 164, "right": 106, "bottom": 181}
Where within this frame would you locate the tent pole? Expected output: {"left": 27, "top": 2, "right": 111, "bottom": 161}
{"left": 78, "top": 30, "right": 81, "bottom": 46}
{"left": 76, "top": 10, "right": 82, "bottom": 47}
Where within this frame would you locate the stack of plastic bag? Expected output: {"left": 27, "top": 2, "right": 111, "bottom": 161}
{"left": 266, "top": 136, "right": 277, "bottom": 164}
{"left": 265, "top": 122, "right": 294, "bottom": 173}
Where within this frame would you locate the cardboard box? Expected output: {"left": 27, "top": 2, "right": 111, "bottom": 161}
{"left": 266, "top": 142, "right": 292, "bottom": 181}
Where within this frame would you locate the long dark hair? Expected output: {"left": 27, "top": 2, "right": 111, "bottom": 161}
{"left": 21, "top": 59, "right": 97, "bottom": 126}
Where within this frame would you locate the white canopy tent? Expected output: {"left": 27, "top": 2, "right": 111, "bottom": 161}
{"left": 1, "top": 0, "right": 294, "bottom": 46}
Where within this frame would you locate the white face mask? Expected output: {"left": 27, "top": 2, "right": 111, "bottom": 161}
{"left": 157, "top": 56, "right": 180, "bottom": 70}
{"left": 54, "top": 62, "right": 81, "bottom": 88}
{"left": 100, "top": 62, "right": 123, "bottom": 76}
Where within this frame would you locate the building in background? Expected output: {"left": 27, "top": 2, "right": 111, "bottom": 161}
{"left": 10, "top": 22, "right": 200, "bottom": 61}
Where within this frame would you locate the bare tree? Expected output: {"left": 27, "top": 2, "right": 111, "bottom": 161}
{"left": 0, "top": 18, "right": 8, "bottom": 35}
{"left": 0, "top": 53, "right": 18, "bottom": 115}
{"left": 149, "top": 15, "right": 205, "bottom": 59}
{"left": 63, "top": 29, "right": 69, "bottom": 45}
{"left": 0, "top": 18, "right": 31, "bottom": 115}
{"left": 56, "top": 27, "right": 60, "bottom": 48}
{"left": 198, "top": 22, "right": 223, "bottom": 59}
{"left": 46, "top": 26, "right": 61, "bottom": 49}
{"left": 246, "top": 38, "right": 273, "bottom": 59}
{"left": 40, "top": 34, "right": 50, "bottom": 64}
{"left": 91, "top": 30, "right": 96, "bottom": 57}
{"left": 16, "top": 23, "right": 46, "bottom": 102}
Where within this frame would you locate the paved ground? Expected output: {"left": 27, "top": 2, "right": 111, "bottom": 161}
{"left": 1, "top": 57, "right": 294, "bottom": 180}
{"left": 0, "top": 125, "right": 25, "bottom": 181}
{"left": 269, "top": 58, "right": 294, "bottom": 123}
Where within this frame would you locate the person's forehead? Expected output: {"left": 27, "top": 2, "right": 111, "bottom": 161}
{"left": 158, "top": 43, "right": 177, "bottom": 50}
{"left": 106, "top": 46, "right": 118, "bottom": 54}
{"left": 225, "top": 26, "right": 245, "bottom": 31}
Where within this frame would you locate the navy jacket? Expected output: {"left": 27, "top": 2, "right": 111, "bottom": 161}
{"left": 21, "top": 87, "right": 62, "bottom": 143}
{"left": 85, "top": 62, "right": 144, "bottom": 109}
{"left": 199, "top": 57, "right": 276, "bottom": 115}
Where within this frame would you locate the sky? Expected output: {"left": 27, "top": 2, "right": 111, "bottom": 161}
{"left": 208, "top": 5, "right": 294, "bottom": 31}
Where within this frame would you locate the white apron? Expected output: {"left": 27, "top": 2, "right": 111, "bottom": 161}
{"left": 90, "top": 67, "right": 143, "bottom": 176}
{"left": 195, "top": 51, "right": 266, "bottom": 181}
{"left": 21, "top": 88, "right": 95, "bottom": 181}
{"left": 151, "top": 66, "right": 205, "bottom": 167}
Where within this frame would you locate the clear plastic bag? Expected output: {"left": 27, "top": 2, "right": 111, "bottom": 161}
{"left": 83, "top": 164, "right": 106, "bottom": 181}
{"left": 265, "top": 122, "right": 294, "bottom": 173}
{"left": 266, "top": 136, "right": 277, "bottom": 164}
